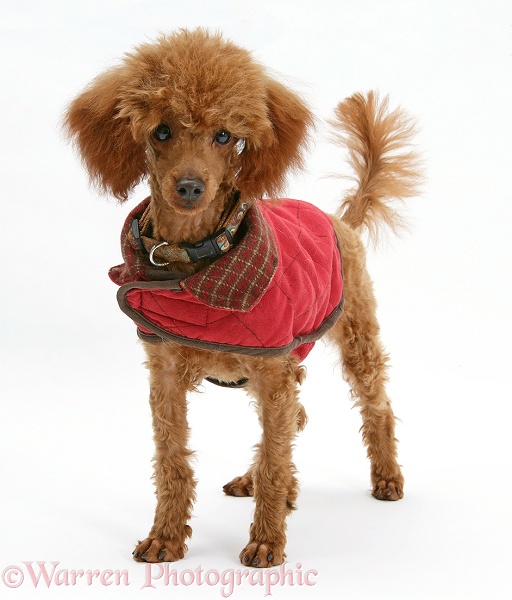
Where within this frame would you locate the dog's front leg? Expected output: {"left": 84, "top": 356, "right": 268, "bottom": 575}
{"left": 239, "top": 357, "right": 303, "bottom": 568}
{"left": 133, "top": 343, "right": 196, "bottom": 563}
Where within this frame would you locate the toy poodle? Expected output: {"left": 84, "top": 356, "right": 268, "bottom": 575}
{"left": 64, "top": 28, "right": 420, "bottom": 567}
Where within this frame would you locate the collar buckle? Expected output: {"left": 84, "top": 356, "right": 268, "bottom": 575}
{"left": 132, "top": 218, "right": 148, "bottom": 254}
{"left": 180, "top": 228, "right": 234, "bottom": 263}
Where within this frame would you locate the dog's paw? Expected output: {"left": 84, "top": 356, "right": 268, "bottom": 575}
{"left": 223, "top": 474, "right": 254, "bottom": 497}
{"left": 133, "top": 536, "right": 188, "bottom": 563}
{"left": 240, "top": 541, "right": 284, "bottom": 568}
{"left": 372, "top": 479, "right": 404, "bottom": 501}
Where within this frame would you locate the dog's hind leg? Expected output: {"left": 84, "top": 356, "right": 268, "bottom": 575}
{"left": 223, "top": 399, "right": 307, "bottom": 500}
{"left": 223, "top": 369, "right": 307, "bottom": 502}
{"left": 237, "top": 356, "right": 305, "bottom": 567}
{"left": 328, "top": 227, "right": 404, "bottom": 500}
{"left": 223, "top": 471, "right": 254, "bottom": 497}
{"left": 133, "top": 342, "right": 197, "bottom": 563}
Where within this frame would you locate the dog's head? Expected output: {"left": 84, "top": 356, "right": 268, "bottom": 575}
{"left": 65, "top": 29, "right": 312, "bottom": 215}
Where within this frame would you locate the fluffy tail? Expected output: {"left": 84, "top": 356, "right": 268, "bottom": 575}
{"left": 331, "top": 91, "right": 422, "bottom": 240}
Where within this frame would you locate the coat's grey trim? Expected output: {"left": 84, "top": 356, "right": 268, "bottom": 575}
{"left": 117, "top": 284, "right": 344, "bottom": 357}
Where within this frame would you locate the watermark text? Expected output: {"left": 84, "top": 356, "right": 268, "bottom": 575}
{"left": 2, "top": 561, "right": 318, "bottom": 596}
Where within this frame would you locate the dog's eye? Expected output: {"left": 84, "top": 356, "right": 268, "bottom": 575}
{"left": 153, "top": 124, "right": 172, "bottom": 142}
{"left": 214, "top": 130, "right": 232, "bottom": 145}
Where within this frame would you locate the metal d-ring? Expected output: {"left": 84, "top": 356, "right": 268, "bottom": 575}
{"left": 149, "top": 241, "right": 170, "bottom": 266}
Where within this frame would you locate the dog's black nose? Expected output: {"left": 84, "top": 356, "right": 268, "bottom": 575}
{"left": 175, "top": 177, "right": 205, "bottom": 201}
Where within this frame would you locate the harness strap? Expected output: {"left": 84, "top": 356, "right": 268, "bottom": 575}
{"left": 205, "top": 376, "right": 249, "bottom": 388}
{"left": 130, "top": 193, "right": 252, "bottom": 265}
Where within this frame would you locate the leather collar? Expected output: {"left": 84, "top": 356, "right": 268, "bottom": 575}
{"left": 129, "top": 192, "right": 251, "bottom": 265}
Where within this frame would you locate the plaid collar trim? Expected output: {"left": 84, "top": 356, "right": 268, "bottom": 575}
{"left": 110, "top": 197, "right": 278, "bottom": 313}
{"left": 183, "top": 201, "right": 278, "bottom": 312}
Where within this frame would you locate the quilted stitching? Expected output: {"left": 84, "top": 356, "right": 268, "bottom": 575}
{"left": 113, "top": 198, "right": 344, "bottom": 359}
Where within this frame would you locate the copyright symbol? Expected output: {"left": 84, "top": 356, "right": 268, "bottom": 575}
{"left": 2, "top": 565, "right": 24, "bottom": 588}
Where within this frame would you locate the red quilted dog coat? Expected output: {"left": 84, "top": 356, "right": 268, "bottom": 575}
{"left": 109, "top": 197, "right": 344, "bottom": 362}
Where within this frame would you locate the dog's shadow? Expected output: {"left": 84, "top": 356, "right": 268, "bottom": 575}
{"left": 287, "top": 486, "right": 374, "bottom": 559}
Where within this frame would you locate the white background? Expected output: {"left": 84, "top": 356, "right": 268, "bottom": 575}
{"left": 1, "top": 1, "right": 511, "bottom": 598}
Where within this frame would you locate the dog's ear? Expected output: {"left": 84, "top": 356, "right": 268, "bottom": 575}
{"left": 64, "top": 68, "right": 147, "bottom": 202}
{"left": 236, "top": 79, "right": 313, "bottom": 200}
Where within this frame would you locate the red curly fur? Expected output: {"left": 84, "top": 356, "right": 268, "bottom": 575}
{"left": 64, "top": 28, "right": 421, "bottom": 567}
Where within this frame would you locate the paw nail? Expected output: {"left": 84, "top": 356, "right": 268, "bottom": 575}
{"left": 386, "top": 490, "right": 392, "bottom": 497}
{"left": 141, "top": 551, "right": 148, "bottom": 560}
{"left": 243, "top": 555, "right": 250, "bottom": 564}
{"left": 267, "top": 552, "right": 274, "bottom": 562}
{"left": 252, "top": 557, "right": 261, "bottom": 566}
{"left": 158, "top": 550, "right": 165, "bottom": 560}
{"left": 134, "top": 552, "right": 140, "bottom": 559}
